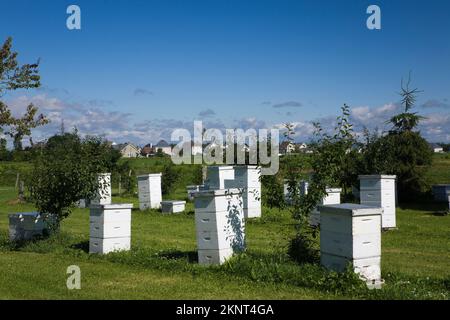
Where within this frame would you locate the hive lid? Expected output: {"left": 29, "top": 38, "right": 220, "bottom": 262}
{"left": 8, "top": 211, "right": 40, "bottom": 218}
{"left": 137, "top": 173, "right": 162, "bottom": 178}
{"left": 161, "top": 200, "right": 186, "bottom": 205}
{"left": 318, "top": 203, "right": 382, "bottom": 216}
{"left": 90, "top": 203, "right": 134, "bottom": 210}
{"left": 193, "top": 188, "right": 242, "bottom": 198}
{"left": 358, "top": 174, "right": 396, "bottom": 180}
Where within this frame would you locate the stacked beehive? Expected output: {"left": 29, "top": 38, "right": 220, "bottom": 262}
{"left": 89, "top": 203, "right": 133, "bottom": 254}
{"left": 91, "top": 173, "right": 112, "bottom": 205}
{"left": 319, "top": 203, "right": 383, "bottom": 289}
{"left": 9, "top": 212, "right": 49, "bottom": 241}
{"left": 194, "top": 188, "right": 245, "bottom": 265}
{"left": 204, "top": 166, "right": 235, "bottom": 190}
{"left": 137, "top": 173, "right": 162, "bottom": 210}
{"left": 309, "top": 188, "right": 342, "bottom": 227}
{"left": 359, "top": 175, "right": 396, "bottom": 229}
{"left": 230, "top": 166, "right": 261, "bottom": 218}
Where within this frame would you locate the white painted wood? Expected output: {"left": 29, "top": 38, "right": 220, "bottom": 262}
{"left": 161, "top": 200, "right": 186, "bottom": 214}
{"left": 195, "top": 211, "right": 231, "bottom": 231}
{"left": 194, "top": 188, "right": 245, "bottom": 264}
{"left": 196, "top": 230, "right": 245, "bottom": 250}
{"left": 194, "top": 189, "right": 243, "bottom": 213}
{"left": 89, "top": 203, "right": 132, "bottom": 254}
{"left": 90, "top": 221, "right": 131, "bottom": 238}
{"left": 91, "top": 173, "right": 112, "bottom": 205}
{"left": 89, "top": 237, "right": 130, "bottom": 254}
{"left": 320, "top": 232, "right": 381, "bottom": 259}
{"left": 89, "top": 205, "right": 132, "bottom": 224}
{"left": 137, "top": 173, "right": 162, "bottom": 209}
{"left": 309, "top": 188, "right": 342, "bottom": 227}
{"left": 320, "top": 214, "right": 381, "bottom": 235}
{"left": 359, "top": 175, "right": 397, "bottom": 229}
{"left": 205, "top": 166, "right": 235, "bottom": 190}
{"left": 321, "top": 253, "right": 381, "bottom": 281}
{"left": 319, "top": 203, "right": 382, "bottom": 286}
{"left": 198, "top": 248, "right": 233, "bottom": 265}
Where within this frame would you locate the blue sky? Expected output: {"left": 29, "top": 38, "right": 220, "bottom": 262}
{"left": 1, "top": 0, "right": 449, "bottom": 144}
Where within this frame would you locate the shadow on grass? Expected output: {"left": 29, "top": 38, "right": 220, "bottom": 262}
{"left": 398, "top": 201, "right": 448, "bottom": 212}
{"left": 70, "top": 240, "right": 90, "bottom": 253}
{"left": 157, "top": 249, "right": 198, "bottom": 263}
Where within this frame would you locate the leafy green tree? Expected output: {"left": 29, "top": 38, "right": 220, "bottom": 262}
{"left": 261, "top": 174, "right": 285, "bottom": 209}
{"left": 161, "top": 162, "right": 179, "bottom": 195}
{"left": 0, "top": 37, "right": 48, "bottom": 150}
{"left": 29, "top": 132, "right": 115, "bottom": 230}
{"left": 358, "top": 77, "right": 433, "bottom": 199}
{"left": 289, "top": 105, "right": 356, "bottom": 262}
{"left": 7, "top": 104, "right": 49, "bottom": 150}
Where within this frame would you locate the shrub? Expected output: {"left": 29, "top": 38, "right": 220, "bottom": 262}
{"left": 28, "top": 132, "right": 116, "bottom": 230}
{"left": 161, "top": 162, "right": 179, "bottom": 195}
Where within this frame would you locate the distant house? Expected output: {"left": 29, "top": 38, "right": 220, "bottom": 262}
{"left": 141, "top": 143, "right": 153, "bottom": 157}
{"left": 155, "top": 140, "right": 172, "bottom": 156}
{"left": 114, "top": 142, "right": 141, "bottom": 158}
{"left": 279, "top": 141, "right": 296, "bottom": 155}
{"left": 182, "top": 141, "right": 203, "bottom": 156}
{"left": 296, "top": 142, "right": 308, "bottom": 150}
{"left": 430, "top": 143, "right": 444, "bottom": 153}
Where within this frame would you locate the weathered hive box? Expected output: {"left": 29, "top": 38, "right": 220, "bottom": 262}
{"left": 309, "top": 188, "right": 342, "bottom": 227}
{"left": 161, "top": 200, "right": 186, "bottom": 214}
{"left": 319, "top": 203, "right": 383, "bottom": 288}
{"left": 89, "top": 203, "right": 133, "bottom": 254}
{"left": 432, "top": 184, "right": 450, "bottom": 202}
{"left": 91, "top": 173, "right": 112, "bottom": 205}
{"left": 231, "top": 166, "right": 261, "bottom": 218}
{"left": 359, "top": 175, "right": 396, "bottom": 229}
{"left": 204, "top": 166, "right": 235, "bottom": 190}
{"left": 186, "top": 185, "right": 204, "bottom": 201}
{"left": 9, "top": 212, "right": 49, "bottom": 242}
{"left": 194, "top": 188, "right": 245, "bottom": 265}
{"left": 137, "top": 173, "right": 162, "bottom": 210}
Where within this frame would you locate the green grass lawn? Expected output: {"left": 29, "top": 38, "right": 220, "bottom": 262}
{"left": 0, "top": 186, "right": 449, "bottom": 300}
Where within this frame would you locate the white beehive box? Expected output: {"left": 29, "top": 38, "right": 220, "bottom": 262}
{"left": 309, "top": 188, "right": 342, "bottom": 227}
{"left": 232, "top": 166, "right": 260, "bottom": 189}
{"left": 137, "top": 173, "right": 162, "bottom": 210}
{"left": 9, "top": 212, "right": 48, "bottom": 242}
{"left": 89, "top": 203, "right": 133, "bottom": 254}
{"left": 161, "top": 200, "right": 186, "bottom": 214}
{"left": 194, "top": 188, "right": 245, "bottom": 265}
{"left": 319, "top": 203, "right": 383, "bottom": 288}
{"left": 204, "top": 166, "right": 235, "bottom": 190}
{"left": 229, "top": 166, "right": 262, "bottom": 218}
{"left": 359, "top": 175, "right": 396, "bottom": 229}
{"left": 91, "top": 173, "right": 112, "bottom": 205}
